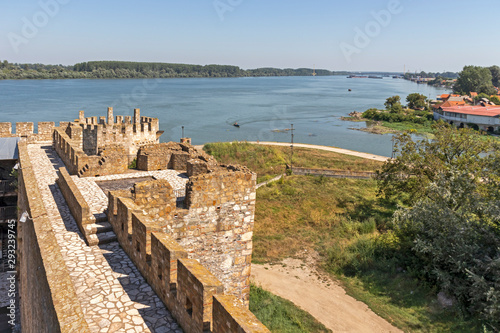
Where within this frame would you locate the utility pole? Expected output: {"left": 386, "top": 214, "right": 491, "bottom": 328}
{"left": 290, "top": 124, "right": 294, "bottom": 173}
{"left": 391, "top": 135, "right": 395, "bottom": 159}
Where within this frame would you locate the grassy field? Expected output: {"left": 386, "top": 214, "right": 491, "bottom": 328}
{"left": 203, "top": 142, "right": 383, "bottom": 183}
{"left": 381, "top": 121, "right": 435, "bottom": 137}
{"left": 255, "top": 177, "right": 479, "bottom": 332}
{"left": 249, "top": 284, "right": 330, "bottom": 333}
{"left": 253, "top": 176, "right": 389, "bottom": 262}
{"left": 205, "top": 142, "right": 482, "bottom": 332}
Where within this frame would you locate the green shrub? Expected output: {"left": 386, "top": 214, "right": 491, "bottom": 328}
{"left": 128, "top": 158, "right": 137, "bottom": 169}
{"left": 250, "top": 284, "right": 330, "bottom": 332}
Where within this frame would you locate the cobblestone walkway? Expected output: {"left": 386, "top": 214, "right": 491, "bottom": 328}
{"left": 27, "top": 144, "right": 182, "bottom": 333}
{"left": 72, "top": 170, "right": 188, "bottom": 220}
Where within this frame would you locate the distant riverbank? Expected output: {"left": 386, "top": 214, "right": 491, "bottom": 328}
{"left": 0, "top": 60, "right": 345, "bottom": 80}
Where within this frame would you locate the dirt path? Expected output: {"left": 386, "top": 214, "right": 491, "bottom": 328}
{"left": 251, "top": 258, "right": 402, "bottom": 333}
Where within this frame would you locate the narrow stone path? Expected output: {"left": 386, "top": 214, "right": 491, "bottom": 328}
{"left": 27, "top": 144, "right": 182, "bottom": 333}
{"left": 73, "top": 170, "right": 188, "bottom": 220}
{"left": 256, "top": 174, "right": 284, "bottom": 189}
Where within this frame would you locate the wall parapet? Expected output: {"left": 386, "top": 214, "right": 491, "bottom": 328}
{"left": 213, "top": 295, "right": 269, "bottom": 333}
{"left": 17, "top": 141, "right": 90, "bottom": 332}
{"left": 0, "top": 121, "right": 55, "bottom": 142}
{"left": 108, "top": 166, "right": 256, "bottom": 303}
{"left": 53, "top": 127, "right": 128, "bottom": 177}
{"left": 107, "top": 205, "right": 267, "bottom": 332}
{"left": 56, "top": 167, "right": 97, "bottom": 245}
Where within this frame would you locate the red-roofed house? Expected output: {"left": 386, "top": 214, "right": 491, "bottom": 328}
{"left": 432, "top": 99, "right": 467, "bottom": 110}
{"left": 434, "top": 105, "right": 500, "bottom": 132}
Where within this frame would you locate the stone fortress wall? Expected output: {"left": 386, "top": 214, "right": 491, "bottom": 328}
{"left": 0, "top": 121, "right": 55, "bottom": 142}
{"left": 3, "top": 109, "right": 268, "bottom": 332}
{"left": 53, "top": 107, "right": 161, "bottom": 177}
{"left": 16, "top": 140, "right": 91, "bottom": 333}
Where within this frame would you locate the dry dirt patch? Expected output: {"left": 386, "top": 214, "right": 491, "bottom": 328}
{"left": 251, "top": 257, "right": 402, "bottom": 333}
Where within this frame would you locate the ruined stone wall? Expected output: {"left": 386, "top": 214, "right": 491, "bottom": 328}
{"left": 17, "top": 141, "right": 90, "bottom": 333}
{"left": 137, "top": 142, "right": 217, "bottom": 172}
{"left": 0, "top": 122, "right": 55, "bottom": 142}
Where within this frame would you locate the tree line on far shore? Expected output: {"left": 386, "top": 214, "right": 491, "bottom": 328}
{"left": 0, "top": 60, "right": 344, "bottom": 80}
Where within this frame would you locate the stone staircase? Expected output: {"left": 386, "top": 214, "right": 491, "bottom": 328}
{"left": 78, "top": 163, "right": 90, "bottom": 177}
{"left": 85, "top": 213, "right": 117, "bottom": 246}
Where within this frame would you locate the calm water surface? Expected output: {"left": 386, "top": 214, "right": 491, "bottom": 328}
{"left": 0, "top": 76, "right": 448, "bottom": 157}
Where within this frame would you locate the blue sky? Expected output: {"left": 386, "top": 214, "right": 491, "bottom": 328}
{"left": 1, "top": 0, "right": 498, "bottom": 72}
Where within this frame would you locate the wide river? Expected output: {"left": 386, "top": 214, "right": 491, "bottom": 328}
{"left": 0, "top": 76, "right": 447, "bottom": 157}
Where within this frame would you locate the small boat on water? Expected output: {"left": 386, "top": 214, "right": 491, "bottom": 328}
{"left": 348, "top": 89, "right": 352, "bottom": 92}
{"left": 233, "top": 122, "right": 240, "bottom": 128}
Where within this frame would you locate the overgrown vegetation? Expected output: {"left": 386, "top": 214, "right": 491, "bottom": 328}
{"left": 0, "top": 60, "right": 341, "bottom": 80}
{"left": 203, "top": 142, "right": 382, "bottom": 183}
{"left": 379, "top": 125, "right": 500, "bottom": 330}
{"left": 253, "top": 176, "right": 388, "bottom": 262}
{"left": 376, "top": 124, "right": 495, "bottom": 205}
{"left": 128, "top": 158, "right": 137, "bottom": 169}
{"left": 357, "top": 94, "right": 437, "bottom": 136}
{"left": 206, "top": 140, "right": 494, "bottom": 332}
{"left": 249, "top": 284, "right": 330, "bottom": 333}
{"left": 362, "top": 94, "right": 433, "bottom": 125}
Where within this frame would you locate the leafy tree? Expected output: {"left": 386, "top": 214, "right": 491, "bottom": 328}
{"left": 380, "top": 126, "right": 500, "bottom": 328}
{"left": 476, "top": 92, "right": 491, "bottom": 101}
{"left": 489, "top": 65, "right": 500, "bottom": 87}
{"left": 393, "top": 165, "right": 500, "bottom": 329}
{"left": 376, "top": 123, "right": 495, "bottom": 205}
{"left": 454, "top": 66, "right": 496, "bottom": 95}
{"left": 490, "top": 95, "right": 500, "bottom": 105}
{"left": 389, "top": 103, "right": 404, "bottom": 114}
{"left": 384, "top": 95, "right": 401, "bottom": 110}
{"left": 406, "top": 93, "right": 427, "bottom": 110}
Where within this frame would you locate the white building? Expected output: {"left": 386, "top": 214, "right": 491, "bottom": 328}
{"left": 433, "top": 105, "right": 500, "bottom": 132}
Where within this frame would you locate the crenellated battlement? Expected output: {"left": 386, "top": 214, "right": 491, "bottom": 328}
{"left": 14, "top": 107, "right": 269, "bottom": 332}
{"left": 74, "top": 108, "right": 161, "bottom": 158}
{"left": 0, "top": 121, "right": 56, "bottom": 142}
{"left": 105, "top": 164, "right": 262, "bottom": 332}
{"left": 55, "top": 149, "right": 265, "bottom": 331}
{"left": 52, "top": 108, "right": 163, "bottom": 177}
